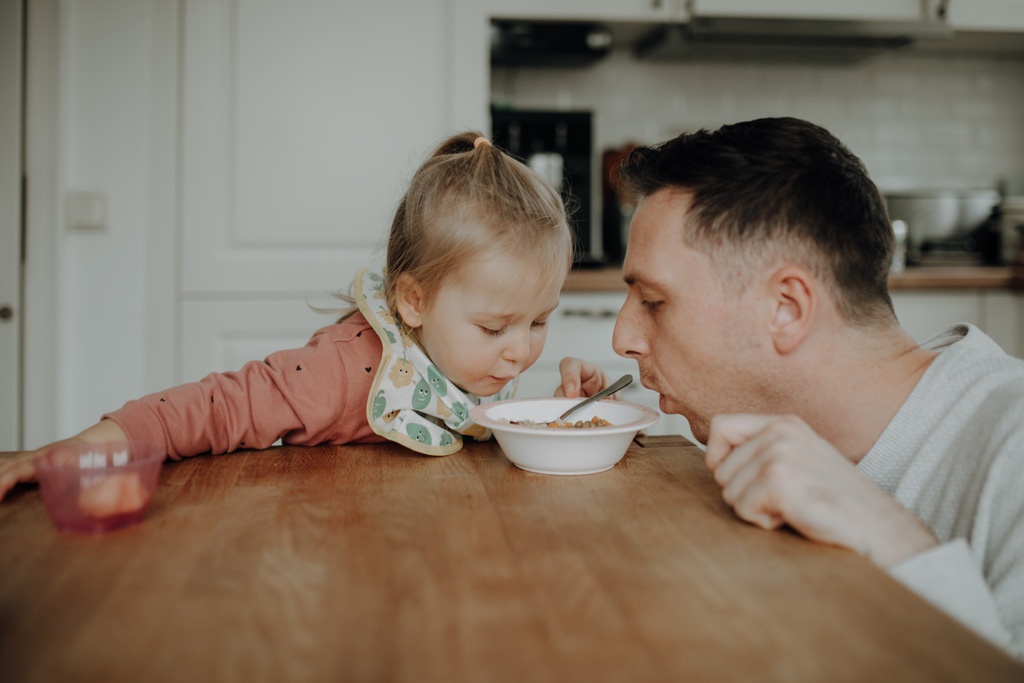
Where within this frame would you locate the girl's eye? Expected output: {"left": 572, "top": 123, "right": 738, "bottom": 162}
{"left": 481, "top": 326, "right": 507, "bottom": 337}
{"left": 531, "top": 320, "right": 547, "bottom": 329}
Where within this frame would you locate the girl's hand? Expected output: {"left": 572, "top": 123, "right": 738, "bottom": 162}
{"left": 554, "top": 357, "right": 610, "bottom": 399}
{"left": 0, "top": 419, "right": 129, "bottom": 502}
{"left": 0, "top": 451, "right": 39, "bottom": 502}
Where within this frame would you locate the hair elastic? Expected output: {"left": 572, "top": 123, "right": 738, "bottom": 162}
{"left": 473, "top": 136, "right": 491, "bottom": 149}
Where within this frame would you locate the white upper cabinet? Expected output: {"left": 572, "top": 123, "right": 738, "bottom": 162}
{"left": 687, "top": 1, "right": 936, "bottom": 22}
{"left": 946, "top": 0, "right": 1024, "bottom": 31}
{"left": 486, "top": 1, "right": 1024, "bottom": 28}
{"left": 487, "top": 0, "right": 680, "bottom": 22}
{"left": 488, "top": 0, "right": 946, "bottom": 23}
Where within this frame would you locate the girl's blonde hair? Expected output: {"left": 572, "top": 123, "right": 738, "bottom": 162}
{"left": 383, "top": 131, "right": 573, "bottom": 318}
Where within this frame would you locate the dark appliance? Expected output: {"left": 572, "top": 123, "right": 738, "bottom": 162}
{"left": 491, "top": 108, "right": 601, "bottom": 267}
{"left": 633, "top": 13, "right": 950, "bottom": 65}
{"left": 490, "top": 20, "right": 613, "bottom": 68}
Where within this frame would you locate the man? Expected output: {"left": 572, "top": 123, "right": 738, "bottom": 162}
{"left": 611, "top": 117, "right": 1023, "bottom": 659}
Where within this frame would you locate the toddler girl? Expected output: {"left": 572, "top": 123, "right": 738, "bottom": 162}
{"left": 0, "top": 132, "right": 610, "bottom": 498}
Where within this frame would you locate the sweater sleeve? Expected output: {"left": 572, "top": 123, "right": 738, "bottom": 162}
{"left": 103, "top": 313, "right": 384, "bottom": 459}
{"left": 889, "top": 539, "right": 1013, "bottom": 653}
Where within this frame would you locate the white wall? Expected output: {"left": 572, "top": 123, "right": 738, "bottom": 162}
{"left": 492, "top": 50, "right": 1024, "bottom": 191}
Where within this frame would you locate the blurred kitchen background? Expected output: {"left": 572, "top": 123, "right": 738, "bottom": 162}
{"left": 3, "top": 0, "right": 1024, "bottom": 449}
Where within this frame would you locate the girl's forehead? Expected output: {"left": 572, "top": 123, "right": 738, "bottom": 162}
{"left": 442, "top": 252, "right": 564, "bottom": 309}
{"left": 457, "top": 248, "right": 564, "bottom": 284}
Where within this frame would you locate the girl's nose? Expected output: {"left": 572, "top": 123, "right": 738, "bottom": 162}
{"left": 502, "top": 327, "right": 532, "bottom": 364}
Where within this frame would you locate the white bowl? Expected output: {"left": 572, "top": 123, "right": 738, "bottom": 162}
{"left": 470, "top": 397, "right": 660, "bottom": 475}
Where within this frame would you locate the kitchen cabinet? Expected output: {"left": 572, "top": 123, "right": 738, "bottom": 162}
{"left": 688, "top": 1, "right": 1024, "bottom": 34}
{"left": 687, "top": 1, "right": 937, "bottom": 22}
{"left": 487, "top": 0, "right": 943, "bottom": 24}
{"left": 892, "top": 290, "right": 1024, "bottom": 357}
{"left": 181, "top": 300, "right": 339, "bottom": 383}
{"left": 947, "top": 0, "right": 1024, "bottom": 31}
{"left": 487, "top": 0, "right": 679, "bottom": 22}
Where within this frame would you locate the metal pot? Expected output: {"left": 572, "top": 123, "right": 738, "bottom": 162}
{"left": 884, "top": 188, "right": 1000, "bottom": 264}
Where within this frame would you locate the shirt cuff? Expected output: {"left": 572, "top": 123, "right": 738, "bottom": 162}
{"left": 889, "top": 538, "right": 1010, "bottom": 650}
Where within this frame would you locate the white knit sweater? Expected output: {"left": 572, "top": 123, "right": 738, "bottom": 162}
{"left": 857, "top": 323, "right": 1024, "bottom": 659}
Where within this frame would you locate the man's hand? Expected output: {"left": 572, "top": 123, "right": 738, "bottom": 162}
{"left": 705, "top": 413, "right": 937, "bottom": 568}
{"left": 555, "top": 357, "right": 610, "bottom": 399}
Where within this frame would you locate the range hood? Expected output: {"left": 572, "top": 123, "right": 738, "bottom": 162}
{"left": 491, "top": 21, "right": 614, "bottom": 67}
{"left": 634, "top": 15, "right": 953, "bottom": 64}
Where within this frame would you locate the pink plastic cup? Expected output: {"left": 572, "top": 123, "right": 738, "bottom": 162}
{"left": 33, "top": 441, "right": 165, "bottom": 533}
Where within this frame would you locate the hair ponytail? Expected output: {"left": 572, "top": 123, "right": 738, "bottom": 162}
{"left": 382, "top": 130, "right": 572, "bottom": 319}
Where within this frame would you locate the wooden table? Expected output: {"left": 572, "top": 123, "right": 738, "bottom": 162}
{"left": 1, "top": 438, "right": 1021, "bottom": 682}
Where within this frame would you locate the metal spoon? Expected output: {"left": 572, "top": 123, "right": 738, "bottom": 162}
{"left": 557, "top": 374, "right": 633, "bottom": 422}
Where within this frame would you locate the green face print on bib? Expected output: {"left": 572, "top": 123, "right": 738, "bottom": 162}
{"left": 411, "top": 378, "right": 432, "bottom": 410}
{"left": 427, "top": 365, "right": 448, "bottom": 397}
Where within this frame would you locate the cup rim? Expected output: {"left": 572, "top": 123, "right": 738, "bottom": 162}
{"left": 33, "top": 441, "right": 165, "bottom": 475}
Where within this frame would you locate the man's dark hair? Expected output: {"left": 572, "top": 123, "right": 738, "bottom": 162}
{"left": 618, "top": 117, "right": 895, "bottom": 324}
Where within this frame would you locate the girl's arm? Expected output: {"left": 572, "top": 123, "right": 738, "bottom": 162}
{"left": 0, "top": 317, "right": 381, "bottom": 502}
{"left": 104, "top": 320, "right": 379, "bottom": 459}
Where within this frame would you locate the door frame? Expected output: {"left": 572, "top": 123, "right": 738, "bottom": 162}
{"left": 0, "top": 0, "right": 23, "bottom": 450}
{"left": 21, "top": 0, "right": 58, "bottom": 449}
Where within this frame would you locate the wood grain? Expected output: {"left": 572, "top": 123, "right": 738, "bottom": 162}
{"left": 1, "top": 441, "right": 1021, "bottom": 682}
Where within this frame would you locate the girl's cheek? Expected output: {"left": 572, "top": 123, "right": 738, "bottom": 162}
{"left": 528, "top": 338, "right": 545, "bottom": 365}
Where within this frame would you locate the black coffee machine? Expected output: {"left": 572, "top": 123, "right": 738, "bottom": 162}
{"left": 491, "top": 108, "right": 602, "bottom": 267}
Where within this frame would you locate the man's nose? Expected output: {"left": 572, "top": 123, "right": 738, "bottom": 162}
{"left": 613, "top": 304, "right": 645, "bottom": 360}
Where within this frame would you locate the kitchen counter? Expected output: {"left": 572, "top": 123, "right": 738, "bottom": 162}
{"left": 565, "top": 265, "right": 1024, "bottom": 292}
{"left": 2, "top": 439, "right": 1021, "bottom": 681}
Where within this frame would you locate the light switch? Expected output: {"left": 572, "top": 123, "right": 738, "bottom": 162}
{"left": 65, "top": 191, "right": 108, "bottom": 231}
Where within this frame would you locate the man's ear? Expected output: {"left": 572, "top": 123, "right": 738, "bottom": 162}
{"left": 767, "top": 266, "right": 815, "bottom": 355}
{"left": 393, "top": 274, "right": 426, "bottom": 329}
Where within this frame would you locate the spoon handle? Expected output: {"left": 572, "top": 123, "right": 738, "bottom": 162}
{"left": 557, "top": 374, "right": 634, "bottom": 422}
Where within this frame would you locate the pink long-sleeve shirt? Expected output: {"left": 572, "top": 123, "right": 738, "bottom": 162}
{"left": 103, "top": 312, "right": 386, "bottom": 459}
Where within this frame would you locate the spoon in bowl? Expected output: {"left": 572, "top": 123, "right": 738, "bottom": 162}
{"left": 556, "top": 374, "right": 633, "bottom": 422}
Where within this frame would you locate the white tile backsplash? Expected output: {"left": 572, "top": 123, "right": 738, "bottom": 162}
{"left": 492, "top": 50, "right": 1024, "bottom": 191}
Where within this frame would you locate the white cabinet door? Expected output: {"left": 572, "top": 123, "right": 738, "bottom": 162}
{"left": 179, "top": 0, "right": 452, "bottom": 297}
{"left": 891, "top": 290, "right": 1022, "bottom": 358}
{"left": 981, "top": 291, "right": 1023, "bottom": 358}
{"left": 181, "top": 299, "right": 339, "bottom": 381}
{"left": 891, "top": 291, "right": 982, "bottom": 343}
{"left": 947, "top": 0, "right": 1024, "bottom": 31}
{"left": 689, "top": 1, "right": 931, "bottom": 21}
{"left": 487, "top": 0, "right": 679, "bottom": 22}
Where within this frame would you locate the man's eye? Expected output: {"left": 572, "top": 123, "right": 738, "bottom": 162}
{"left": 531, "top": 320, "right": 547, "bottom": 329}
{"left": 641, "top": 300, "right": 662, "bottom": 311}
